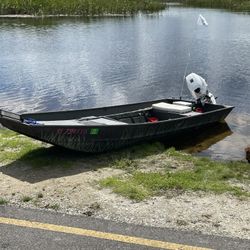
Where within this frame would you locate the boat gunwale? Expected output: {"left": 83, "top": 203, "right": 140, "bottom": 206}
{"left": 0, "top": 97, "right": 234, "bottom": 129}
{"left": 14, "top": 105, "right": 234, "bottom": 128}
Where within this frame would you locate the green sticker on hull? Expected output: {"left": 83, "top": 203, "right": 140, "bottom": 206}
{"left": 90, "top": 128, "right": 99, "bottom": 135}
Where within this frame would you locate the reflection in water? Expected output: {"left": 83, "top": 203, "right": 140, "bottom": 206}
{"left": 213, "top": 113, "right": 250, "bottom": 161}
{"left": 162, "top": 122, "right": 233, "bottom": 159}
{"left": 162, "top": 117, "right": 249, "bottom": 161}
{"left": 174, "top": 122, "right": 232, "bottom": 152}
{"left": 0, "top": 7, "right": 250, "bottom": 160}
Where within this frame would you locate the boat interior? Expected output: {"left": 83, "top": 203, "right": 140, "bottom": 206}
{"left": 23, "top": 101, "right": 208, "bottom": 126}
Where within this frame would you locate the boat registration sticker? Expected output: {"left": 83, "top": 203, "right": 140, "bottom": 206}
{"left": 90, "top": 128, "right": 99, "bottom": 135}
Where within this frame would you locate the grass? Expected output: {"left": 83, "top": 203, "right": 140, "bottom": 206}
{"left": 1, "top": 128, "right": 249, "bottom": 202}
{"left": 101, "top": 177, "right": 151, "bottom": 200}
{"left": 0, "top": 129, "right": 165, "bottom": 169}
{"left": 0, "top": 197, "right": 8, "bottom": 205}
{"left": 0, "top": 0, "right": 166, "bottom": 16}
{"left": 47, "top": 203, "right": 60, "bottom": 210}
{"left": 100, "top": 147, "right": 250, "bottom": 201}
{"left": 22, "top": 196, "right": 32, "bottom": 202}
{"left": 184, "top": 0, "right": 250, "bottom": 12}
{"left": 37, "top": 192, "right": 43, "bottom": 198}
{"left": 0, "top": 129, "right": 79, "bottom": 168}
{"left": 0, "top": 129, "right": 41, "bottom": 163}
{"left": 108, "top": 142, "right": 165, "bottom": 171}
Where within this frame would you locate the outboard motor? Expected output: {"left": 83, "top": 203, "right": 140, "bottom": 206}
{"left": 186, "top": 73, "right": 216, "bottom": 105}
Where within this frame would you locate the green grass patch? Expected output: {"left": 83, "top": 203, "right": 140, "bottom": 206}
{"left": 0, "top": 129, "right": 81, "bottom": 167}
{"left": 18, "top": 146, "right": 80, "bottom": 168}
{"left": 184, "top": 0, "right": 250, "bottom": 12}
{"left": 22, "top": 196, "right": 32, "bottom": 202}
{"left": 101, "top": 148, "right": 250, "bottom": 200}
{"left": 0, "top": 129, "right": 41, "bottom": 163}
{"left": 47, "top": 203, "right": 60, "bottom": 210}
{"left": 0, "top": 0, "right": 166, "bottom": 16}
{"left": 0, "top": 197, "right": 8, "bottom": 205}
{"left": 166, "top": 147, "right": 194, "bottom": 162}
{"left": 109, "top": 142, "right": 165, "bottom": 171}
{"left": 100, "top": 176, "right": 151, "bottom": 200}
{"left": 37, "top": 192, "right": 43, "bottom": 198}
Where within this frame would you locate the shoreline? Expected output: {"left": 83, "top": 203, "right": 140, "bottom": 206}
{"left": 0, "top": 14, "right": 136, "bottom": 18}
{"left": 0, "top": 0, "right": 166, "bottom": 17}
{"left": 182, "top": 0, "right": 250, "bottom": 12}
{"left": 0, "top": 129, "right": 249, "bottom": 240}
{"left": 1, "top": 1, "right": 250, "bottom": 19}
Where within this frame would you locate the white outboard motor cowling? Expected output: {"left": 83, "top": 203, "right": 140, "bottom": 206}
{"left": 185, "top": 73, "right": 216, "bottom": 104}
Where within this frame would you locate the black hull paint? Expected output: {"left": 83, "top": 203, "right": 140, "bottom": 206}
{"left": 0, "top": 98, "right": 234, "bottom": 153}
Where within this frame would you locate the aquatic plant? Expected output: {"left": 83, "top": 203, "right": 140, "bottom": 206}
{"left": 0, "top": 0, "right": 166, "bottom": 16}
{"left": 184, "top": 0, "right": 250, "bottom": 12}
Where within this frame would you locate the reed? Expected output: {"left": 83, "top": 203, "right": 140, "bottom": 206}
{"left": 184, "top": 0, "right": 250, "bottom": 11}
{"left": 0, "top": 0, "right": 166, "bottom": 16}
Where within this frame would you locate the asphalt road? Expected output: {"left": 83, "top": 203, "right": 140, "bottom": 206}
{"left": 0, "top": 206, "right": 249, "bottom": 250}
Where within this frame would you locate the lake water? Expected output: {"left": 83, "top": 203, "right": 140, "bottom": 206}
{"left": 0, "top": 6, "right": 249, "bottom": 160}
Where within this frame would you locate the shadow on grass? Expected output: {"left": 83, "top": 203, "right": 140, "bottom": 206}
{"left": 0, "top": 122, "right": 232, "bottom": 183}
{"left": 0, "top": 146, "right": 108, "bottom": 183}
{"left": 1, "top": 141, "right": 170, "bottom": 183}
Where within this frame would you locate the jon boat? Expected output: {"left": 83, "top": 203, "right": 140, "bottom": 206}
{"left": 0, "top": 73, "right": 234, "bottom": 152}
{"left": 0, "top": 98, "right": 233, "bottom": 153}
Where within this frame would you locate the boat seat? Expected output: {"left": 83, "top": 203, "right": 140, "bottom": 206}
{"left": 36, "top": 117, "right": 127, "bottom": 126}
{"left": 181, "top": 111, "right": 202, "bottom": 116}
{"left": 83, "top": 117, "right": 127, "bottom": 125}
{"left": 36, "top": 120, "right": 83, "bottom": 126}
{"left": 172, "top": 101, "right": 192, "bottom": 107}
{"left": 152, "top": 102, "right": 191, "bottom": 114}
